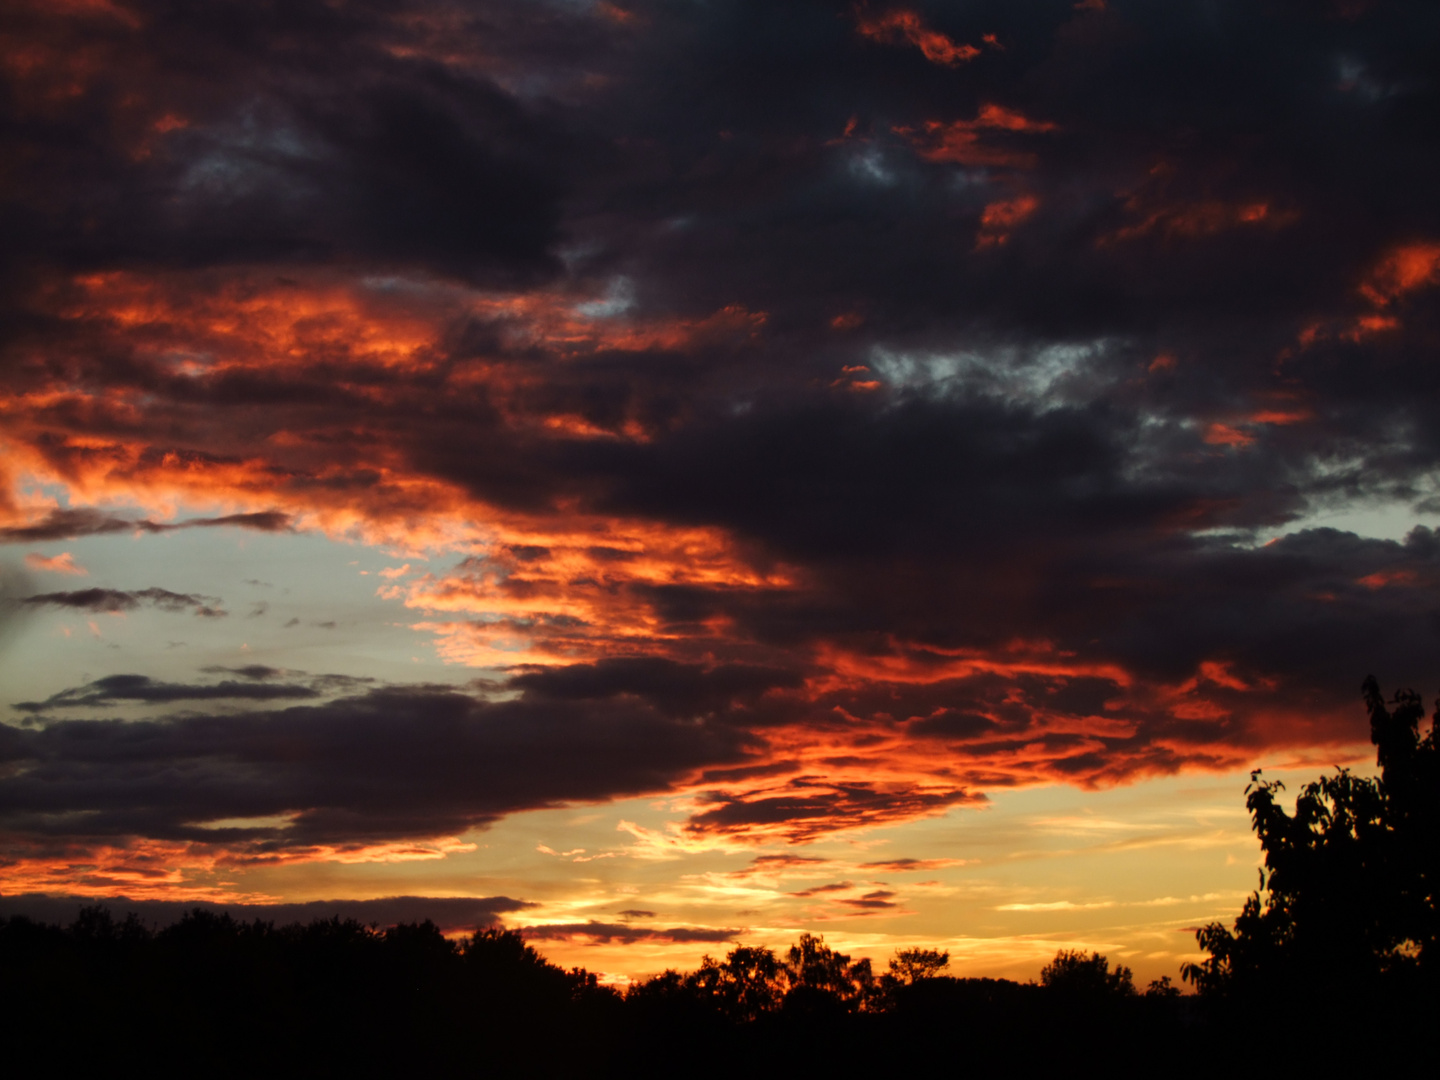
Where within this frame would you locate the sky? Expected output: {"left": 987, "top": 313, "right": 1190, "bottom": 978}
{"left": 2, "top": 0, "right": 1439, "bottom": 987}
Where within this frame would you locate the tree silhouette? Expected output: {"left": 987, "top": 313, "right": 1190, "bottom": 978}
{"left": 1183, "top": 677, "right": 1439, "bottom": 1003}
{"left": 1038, "top": 949, "right": 1135, "bottom": 997}
{"left": 781, "top": 932, "right": 875, "bottom": 1012}
{"left": 1143, "top": 975, "right": 1180, "bottom": 998}
{"left": 683, "top": 944, "right": 785, "bottom": 1021}
{"left": 633, "top": 939, "right": 960, "bottom": 1021}
{"left": 886, "top": 947, "right": 950, "bottom": 985}
{"left": 0, "top": 909, "right": 1261, "bottom": 1071}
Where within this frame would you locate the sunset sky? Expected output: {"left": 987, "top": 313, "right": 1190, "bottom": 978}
{"left": 3, "top": 0, "right": 1439, "bottom": 986}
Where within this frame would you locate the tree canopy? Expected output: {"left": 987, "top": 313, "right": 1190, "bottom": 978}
{"left": 887, "top": 947, "right": 950, "bottom": 985}
{"left": 1039, "top": 949, "right": 1135, "bottom": 997}
{"left": 1183, "top": 677, "right": 1439, "bottom": 1002}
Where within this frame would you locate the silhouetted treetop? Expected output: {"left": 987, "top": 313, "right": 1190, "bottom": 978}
{"left": 1183, "top": 677, "right": 1439, "bottom": 1001}
{"left": 1039, "top": 949, "right": 1136, "bottom": 998}
{"left": 887, "top": 947, "right": 950, "bottom": 985}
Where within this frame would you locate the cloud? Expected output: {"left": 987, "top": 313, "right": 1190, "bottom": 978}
{"left": 858, "top": 858, "right": 966, "bottom": 873}
{"left": 0, "top": 681, "right": 758, "bottom": 858}
{"left": 20, "top": 587, "right": 225, "bottom": 617}
{"left": 507, "top": 658, "right": 804, "bottom": 715}
{"left": 0, "top": 510, "right": 292, "bottom": 543}
{"left": 517, "top": 921, "right": 743, "bottom": 945}
{"left": 742, "top": 854, "right": 832, "bottom": 873}
{"left": 1, "top": 0, "right": 1439, "bottom": 858}
{"left": 996, "top": 900, "right": 1115, "bottom": 912}
{"left": 789, "top": 882, "right": 854, "bottom": 898}
{"left": 200, "top": 664, "right": 290, "bottom": 680}
{"left": 853, "top": 7, "right": 981, "bottom": 66}
{"left": 0, "top": 893, "right": 531, "bottom": 934}
{"left": 9, "top": 671, "right": 366, "bottom": 714}
{"left": 682, "top": 778, "right": 986, "bottom": 845}
{"left": 23, "top": 552, "right": 87, "bottom": 576}
{"left": 836, "top": 889, "right": 900, "bottom": 911}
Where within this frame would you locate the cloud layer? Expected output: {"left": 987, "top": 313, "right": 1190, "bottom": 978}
{"left": 2, "top": 1, "right": 1439, "bottom": 872}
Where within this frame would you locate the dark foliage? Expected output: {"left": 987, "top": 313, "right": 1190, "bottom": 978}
{"left": 1183, "top": 676, "right": 1439, "bottom": 1043}
{"left": 0, "top": 912, "right": 1203, "bottom": 1076}
{"left": 1, "top": 902, "right": 1422, "bottom": 1075}
{"left": 0, "top": 910, "right": 618, "bottom": 1077}
{"left": 1040, "top": 948, "right": 1135, "bottom": 997}
{"left": 0, "top": 910, "right": 1188, "bottom": 1075}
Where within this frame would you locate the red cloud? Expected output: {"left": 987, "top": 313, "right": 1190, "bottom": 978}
{"left": 1285, "top": 241, "right": 1439, "bottom": 350}
{"left": 976, "top": 195, "right": 1039, "bottom": 249}
{"left": 1358, "top": 242, "right": 1440, "bottom": 307}
{"left": 854, "top": 7, "right": 980, "bottom": 66}
{"left": 1097, "top": 161, "right": 1296, "bottom": 247}
{"left": 895, "top": 105, "right": 1056, "bottom": 169}
{"left": 24, "top": 551, "right": 87, "bottom": 575}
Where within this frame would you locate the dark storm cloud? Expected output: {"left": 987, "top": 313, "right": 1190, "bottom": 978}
{"left": 1, "top": 0, "right": 1439, "bottom": 845}
{"left": 508, "top": 657, "right": 804, "bottom": 714}
{"left": 21, "top": 587, "right": 225, "bottom": 616}
{"left": 0, "top": 509, "right": 291, "bottom": 542}
{"left": 0, "top": 0, "right": 569, "bottom": 287}
{"left": 0, "top": 893, "right": 532, "bottom": 934}
{"left": 0, "top": 683, "right": 757, "bottom": 849}
{"left": 12, "top": 674, "right": 316, "bottom": 713}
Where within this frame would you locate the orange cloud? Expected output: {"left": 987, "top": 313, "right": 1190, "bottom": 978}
{"left": 1286, "top": 242, "right": 1438, "bottom": 348}
{"left": 975, "top": 195, "right": 1039, "bottom": 249}
{"left": 24, "top": 551, "right": 88, "bottom": 575}
{"left": 1359, "top": 242, "right": 1440, "bottom": 307}
{"left": 0, "top": 833, "right": 478, "bottom": 902}
{"left": 1202, "top": 423, "right": 1250, "bottom": 447}
{"left": 896, "top": 104, "right": 1056, "bottom": 169}
{"left": 854, "top": 7, "right": 980, "bottom": 66}
{"left": 595, "top": 2, "right": 635, "bottom": 24}
{"left": 0, "top": 838, "right": 267, "bottom": 903}
{"left": 1098, "top": 160, "right": 1294, "bottom": 247}
{"left": 814, "top": 638, "right": 1132, "bottom": 691}
{"left": 1247, "top": 408, "right": 1311, "bottom": 426}
{"left": 1357, "top": 568, "right": 1419, "bottom": 590}
{"left": 390, "top": 519, "right": 797, "bottom": 667}
{"left": 1200, "top": 402, "right": 1312, "bottom": 447}
{"left": 0, "top": 269, "right": 773, "bottom": 555}
{"left": 1102, "top": 199, "right": 1285, "bottom": 246}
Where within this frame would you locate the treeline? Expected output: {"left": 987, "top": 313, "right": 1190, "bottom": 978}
{"left": 0, "top": 891, "right": 1418, "bottom": 1077}
{"left": 0, "top": 908, "right": 1187, "bottom": 1076}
